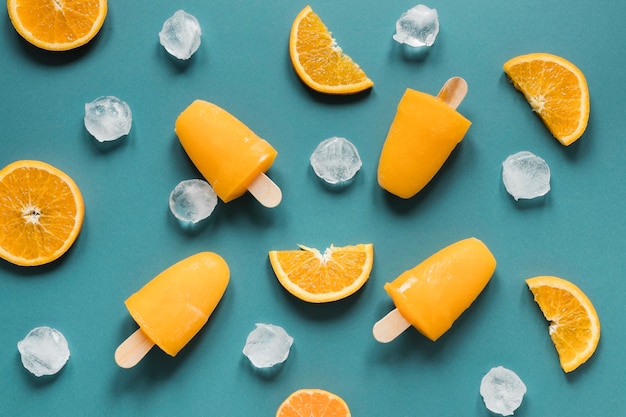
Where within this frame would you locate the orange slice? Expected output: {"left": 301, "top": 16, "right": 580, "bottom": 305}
{"left": 276, "top": 388, "right": 351, "bottom": 417}
{"left": 289, "top": 5, "right": 373, "bottom": 94}
{"left": 0, "top": 160, "right": 85, "bottom": 266}
{"left": 269, "top": 243, "right": 373, "bottom": 303}
{"left": 526, "top": 276, "right": 600, "bottom": 372}
{"left": 503, "top": 53, "right": 589, "bottom": 146}
{"left": 7, "top": 0, "right": 108, "bottom": 51}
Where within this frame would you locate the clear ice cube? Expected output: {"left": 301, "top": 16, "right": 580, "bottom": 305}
{"left": 502, "top": 151, "right": 551, "bottom": 201}
{"left": 242, "top": 323, "right": 294, "bottom": 369}
{"left": 17, "top": 326, "right": 70, "bottom": 377}
{"left": 84, "top": 96, "right": 132, "bottom": 142}
{"left": 159, "top": 10, "right": 202, "bottom": 60}
{"left": 310, "top": 136, "right": 362, "bottom": 184}
{"left": 393, "top": 4, "right": 439, "bottom": 47}
{"left": 480, "top": 366, "right": 527, "bottom": 416}
{"left": 169, "top": 179, "right": 218, "bottom": 223}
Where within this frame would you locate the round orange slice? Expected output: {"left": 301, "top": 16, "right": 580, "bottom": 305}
{"left": 0, "top": 160, "right": 85, "bottom": 266}
{"left": 503, "top": 53, "right": 590, "bottom": 146}
{"left": 269, "top": 243, "right": 373, "bottom": 303}
{"left": 526, "top": 276, "right": 600, "bottom": 372}
{"left": 289, "top": 5, "right": 374, "bottom": 94}
{"left": 276, "top": 388, "right": 351, "bottom": 417}
{"left": 7, "top": 0, "right": 108, "bottom": 51}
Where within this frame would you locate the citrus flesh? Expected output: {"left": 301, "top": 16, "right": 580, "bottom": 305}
{"left": 289, "top": 5, "right": 373, "bottom": 94}
{"left": 0, "top": 160, "right": 84, "bottom": 266}
{"left": 269, "top": 243, "right": 373, "bottom": 303}
{"left": 503, "top": 53, "right": 589, "bottom": 146}
{"left": 526, "top": 275, "right": 600, "bottom": 372}
{"left": 276, "top": 388, "right": 351, "bottom": 417}
{"left": 7, "top": 0, "right": 108, "bottom": 51}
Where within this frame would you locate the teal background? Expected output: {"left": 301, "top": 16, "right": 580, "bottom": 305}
{"left": 1, "top": 0, "right": 624, "bottom": 415}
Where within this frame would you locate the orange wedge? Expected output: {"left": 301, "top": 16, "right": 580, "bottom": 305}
{"left": 289, "top": 5, "right": 373, "bottom": 94}
{"left": 7, "top": 0, "right": 108, "bottom": 51}
{"left": 0, "top": 160, "right": 85, "bottom": 266}
{"left": 526, "top": 276, "right": 600, "bottom": 372}
{"left": 269, "top": 243, "right": 373, "bottom": 303}
{"left": 503, "top": 53, "right": 589, "bottom": 146}
{"left": 276, "top": 388, "right": 351, "bottom": 417}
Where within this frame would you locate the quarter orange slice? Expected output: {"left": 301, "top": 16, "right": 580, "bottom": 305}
{"left": 0, "top": 160, "right": 85, "bottom": 266}
{"left": 503, "top": 53, "right": 589, "bottom": 146}
{"left": 269, "top": 243, "right": 373, "bottom": 303}
{"left": 276, "top": 388, "right": 351, "bottom": 417}
{"left": 7, "top": 0, "right": 108, "bottom": 51}
{"left": 526, "top": 276, "right": 600, "bottom": 372}
{"left": 289, "top": 5, "right": 373, "bottom": 95}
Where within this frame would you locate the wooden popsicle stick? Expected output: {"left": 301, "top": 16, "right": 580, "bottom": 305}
{"left": 115, "top": 328, "right": 155, "bottom": 368}
{"left": 373, "top": 308, "right": 412, "bottom": 343}
{"left": 436, "top": 76, "right": 468, "bottom": 110}
{"left": 247, "top": 172, "right": 282, "bottom": 208}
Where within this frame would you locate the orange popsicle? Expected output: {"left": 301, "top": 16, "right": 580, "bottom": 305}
{"left": 115, "top": 252, "right": 229, "bottom": 368}
{"left": 377, "top": 78, "right": 471, "bottom": 199}
{"left": 175, "top": 99, "right": 281, "bottom": 207}
{"left": 373, "top": 237, "right": 495, "bottom": 342}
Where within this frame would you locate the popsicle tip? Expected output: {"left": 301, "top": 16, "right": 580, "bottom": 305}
{"left": 248, "top": 172, "right": 282, "bottom": 208}
{"left": 437, "top": 76, "right": 468, "bottom": 110}
{"left": 373, "top": 308, "right": 411, "bottom": 343}
{"left": 115, "top": 328, "right": 154, "bottom": 369}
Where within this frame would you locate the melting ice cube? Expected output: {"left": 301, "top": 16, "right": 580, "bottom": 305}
{"left": 84, "top": 96, "right": 132, "bottom": 142}
{"left": 480, "top": 366, "right": 527, "bottom": 416}
{"left": 393, "top": 4, "right": 439, "bottom": 47}
{"left": 159, "top": 10, "right": 202, "bottom": 60}
{"left": 502, "top": 151, "right": 551, "bottom": 201}
{"left": 243, "top": 323, "right": 294, "bottom": 369}
{"left": 169, "top": 179, "right": 218, "bottom": 223}
{"left": 310, "top": 137, "right": 362, "bottom": 185}
{"left": 17, "top": 326, "right": 70, "bottom": 377}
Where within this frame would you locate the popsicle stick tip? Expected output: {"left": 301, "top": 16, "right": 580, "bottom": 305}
{"left": 115, "top": 329, "right": 155, "bottom": 369}
{"left": 373, "top": 308, "right": 411, "bottom": 343}
{"left": 248, "top": 172, "right": 282, "bottom": 208}
{"left": 437, "top": 77, "right": 468, "bottom": 110}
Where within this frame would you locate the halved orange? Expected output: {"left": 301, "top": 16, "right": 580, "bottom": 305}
{"left": 7, "top": 0, "right": 108, "bottom": 51}
{"left": 503, "top": 53, "right": 589, "bottom": 145}
{"left": 269, "top": 243, "right": 373, "bottom": 303}
{"left": 0, "top": 160, "right": 85, "bottom": 266}
{"left": 289, "top": 5, "right": 373, "bottom": 94}
{"left": 276, "top": 388, "right": 351, "bottom": 417}
{"left": 526, "top": 276, "right": 600, "bottom": 372}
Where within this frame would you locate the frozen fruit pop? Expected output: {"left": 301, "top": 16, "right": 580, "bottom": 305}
{"left": 377, "top": 77, "right": 471, "bottom": 199}
{"left": 175, "top": 99, "right": 282, "bottom": 207}
{"left": 115, "top": 252, "right": 229, "bottom": 368}
{"left": 373, "top": 237, "right": 495, "bottom": 343}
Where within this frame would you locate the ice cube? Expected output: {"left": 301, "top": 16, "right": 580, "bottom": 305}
{"left": 169, "top": 179, "right": 218, "bottom": 223}
{"left": 480, "top": 366, "right": 527, "bottom": 416}
{"left": 393, "top": 4, "right": 439, "bottom": 47}
{"left": 84, "top": 96, "right": 132, "bottom": 142}
{"left": 17, "top": 326, "right": 70, "bottom": 377}
{"left": 502, "top": 151, "right": 551, "bottom": 201}
{"left": 310, "top": 136, "right": 362, "bottom": 184}
{"left": 243, "top": 323, "right": 294, "bottom": 369}
{"left": 159, "top": 10, "right": 202, "bottom": 60}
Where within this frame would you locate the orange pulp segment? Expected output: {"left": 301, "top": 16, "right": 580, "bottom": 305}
{"left": 289, "top": 5, "right": 373, "bottom": 94}
{"left": 526, "top": 275, "right": 600, "bottom": 372}
{"left": 7, "top": 0, "right": 108, "bottom": 51}
{"left": 0, "top": 160, "right": 84, "bottom": 266}
{"left": 276, "top": 388, "right": 351, "bottom": 417}
{"left": 269, "top": 243, "right": 373, "bottom": 303}
{"left": 503, "top": 53, "right": 589, "bottom": 146}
